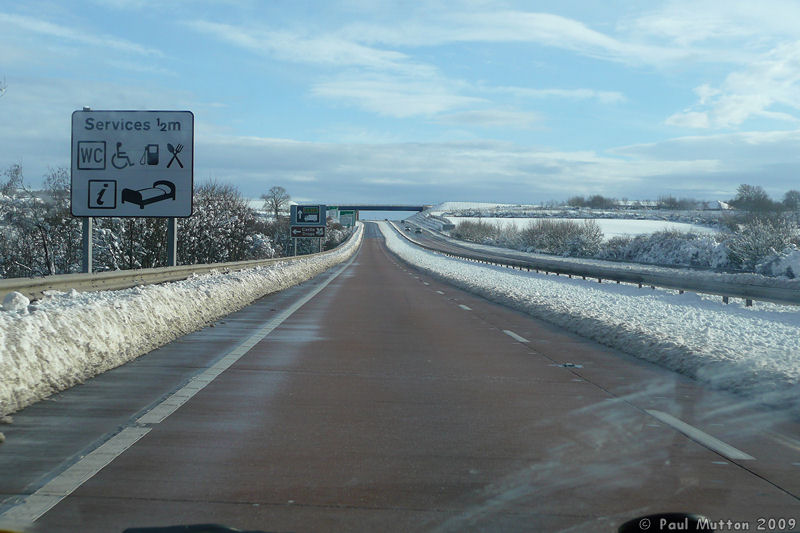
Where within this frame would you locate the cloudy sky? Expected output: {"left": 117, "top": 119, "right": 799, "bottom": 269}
{"left": 3, "top": 0, "right": 800, "bottom": 205}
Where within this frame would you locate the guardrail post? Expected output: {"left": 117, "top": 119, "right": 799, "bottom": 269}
{"left": 746, "top": 299, "right": 753, "bottom": 307}
{"left": 167, "top": 217, "right": 178, "bottom": 267}
{"left": 82, "top": 217, "right": 93, "bottom": 273}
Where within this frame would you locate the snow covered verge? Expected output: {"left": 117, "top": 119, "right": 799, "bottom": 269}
{"left": 379, "top": 222, "right": 800, "bottom": 410}
{"left": 0, "top": 224, "right": 363, "bottom": 416}
{"left": 413, "top": 219, "right": 800, "bottom": 294}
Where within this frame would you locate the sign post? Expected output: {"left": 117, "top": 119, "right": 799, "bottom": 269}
{"left": 290, "top": 204, "right": 326, "bottom": 255}
{"left": 82, "top": 217, "right": 93, "bottom": 273}
{"left": 71, "top": 109, "right": 194, "bottom": 268}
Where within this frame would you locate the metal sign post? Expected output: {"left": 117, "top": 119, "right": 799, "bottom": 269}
{"left": 82, "top": 217, "right": 93, "bottom": 273}
{"left": 167, "top": 217, "right": 178, "bottom": 266}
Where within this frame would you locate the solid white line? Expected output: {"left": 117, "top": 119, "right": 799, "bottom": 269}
{"left": 458, "top": 304, "right": 472, "bottom": 311}
{"left": 503, "top": 330, "right": 530, "bottom": 343}
{"left": 646, "top": 410, "right": 755, "bottom": 461}
{"left": 0, "top": 427, "right": 150, "bottom": 524}
{"left": 0, "top": 254, "right": 358, "bottom": 526}
{"left": 138, "top": 255, "right": 356, "bottom": 425}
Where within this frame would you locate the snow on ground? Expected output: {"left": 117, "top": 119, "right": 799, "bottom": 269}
{"left": 378, "top": 222, "right": 800, "bottom": 410}
{"left": 418, "top": 220, "right": 800, "bottom": 290}
{"left": 445, "top": 216, "right": 718, "bottom": 240}
{"left": 429, "top": 201, "right": 521, "bottom": 216}
{"left": 0, "top": 224, "right": 363, "bottom": 416}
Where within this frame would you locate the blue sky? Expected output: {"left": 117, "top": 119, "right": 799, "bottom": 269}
{"left": 3, "top": 0, "right": 800, "bottom": 205}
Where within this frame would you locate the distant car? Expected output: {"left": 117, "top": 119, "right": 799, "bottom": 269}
{"left": 405, "top": 227, "right": 411, "bottom": 231}
{"left": 414, "top": 228, "right": 422, "bottom": 234}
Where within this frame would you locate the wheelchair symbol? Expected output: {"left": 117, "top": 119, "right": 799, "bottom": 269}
{"left": 111, "top": 142, "right": 135, "bottom": 169}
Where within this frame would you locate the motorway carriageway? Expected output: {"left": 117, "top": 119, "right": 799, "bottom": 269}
{"left": 1, "top": 222, "right": 799, "bottom": 532}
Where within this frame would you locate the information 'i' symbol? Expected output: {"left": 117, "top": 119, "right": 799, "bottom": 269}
{"left": 96, "top": 183, "right": 109, "bottom": 205}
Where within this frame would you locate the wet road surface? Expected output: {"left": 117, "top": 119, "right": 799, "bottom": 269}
{"left": 3, "top": 222, "right": 800, "bottom": 532}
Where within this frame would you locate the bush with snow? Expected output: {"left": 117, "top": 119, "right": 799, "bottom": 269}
{"left": 757, "top": 245, "right": 800, "bottom": 278}
{"left": 598, "top": 230, "right": 729, "bottom": 269}
{"left": 447, "top": 212, "right": 800, "bottom": 277}
{"left": 519, "top": 219, "right": 602, "bottom": 256}
{"left": 726, "top": 216, "right": 799, "bottom": 270}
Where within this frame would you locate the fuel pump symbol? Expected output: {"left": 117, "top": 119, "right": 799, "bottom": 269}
{"left": 140, "top": 144, "right": 159, "bottom": 166}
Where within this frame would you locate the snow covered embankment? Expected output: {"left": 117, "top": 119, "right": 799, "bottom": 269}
{"left": 379, "top": 222, "right": 800, "bottom": 410}
{"left": 0, "top": 224, "right": 363, "bottom": 416}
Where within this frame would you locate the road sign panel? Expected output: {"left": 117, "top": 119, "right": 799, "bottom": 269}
{"left": 291, "top": 226, "right": 326, "bottom": 238}
{"left": 71, "top": 110, "right": 193, "bottom": 217}
{"left": 290, "top": 204, "right": 326, "bottom": 226}
{"left": 339, "top": 210, "right": 355, "bottom": 227}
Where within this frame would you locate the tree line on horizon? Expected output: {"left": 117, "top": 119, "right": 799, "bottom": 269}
{"left": 0, "top": 165, "right": 348, "bottom": 280}
{"left": 566, "top": 184, "right": 800, "bottom": 213}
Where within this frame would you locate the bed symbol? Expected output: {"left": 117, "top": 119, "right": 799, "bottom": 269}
{"left": 121, "top": 180, "right": 176, "bottom": 209}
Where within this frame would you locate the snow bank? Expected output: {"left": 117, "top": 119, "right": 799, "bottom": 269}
{"left": 0, "top": 225, "right": 363, "bottom": 415}
{"left": 758, "top": 245, "right": 800, "bottom": 279}
{"left": 416, "top": 221, "right": 800, "bottom": 291}
{"left": 379, "top": 222, "right": 800, "bottom": 410}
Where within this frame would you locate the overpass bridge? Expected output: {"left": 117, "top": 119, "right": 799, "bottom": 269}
{"left": 328, "top": 204, "right": 432, "bottom": 212}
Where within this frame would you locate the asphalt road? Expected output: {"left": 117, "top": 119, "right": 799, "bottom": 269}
{"left": 2, "top": 222, "right": 799, "bottom": 532}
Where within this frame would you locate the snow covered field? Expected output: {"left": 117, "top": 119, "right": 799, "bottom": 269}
{"left": 446, "top": 216, "right": 718, "bottom": 240}
{"left": 379, "top": 222, "right": 800, "bottom": 410}
{"left": 0, "top": 224, "right": 363, "bottom": 416}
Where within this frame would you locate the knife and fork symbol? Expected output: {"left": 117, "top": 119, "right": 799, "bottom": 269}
{"left": 166, "top": 143, "right": 184, "bottom": 168}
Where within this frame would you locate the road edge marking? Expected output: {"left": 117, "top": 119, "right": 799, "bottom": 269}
{"left": 0, "top": 426, "right": 150, "bottom": 525}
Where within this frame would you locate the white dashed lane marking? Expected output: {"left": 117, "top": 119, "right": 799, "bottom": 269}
{"left": 503, "top": 330, "right": 530, "bottom": 343}
{"left": 646, "top": 409, "right": 755, "bottom": 461}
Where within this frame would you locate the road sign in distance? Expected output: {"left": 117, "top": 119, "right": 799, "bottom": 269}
{"left": 71, "top": 110, "right": 194, "bottom": 217}
{"left": 340, "top": 209, "right": 355, "bottom": 227}
{"left": 291, "top": 226, "right": 326, "bottom": 238}
{"left": 291, "top": 204, "right": 326, "bottom": 226}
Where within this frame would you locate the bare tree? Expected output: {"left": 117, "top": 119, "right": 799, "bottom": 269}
{"left": 783, "top": 190, "right": 800, "bottom": 211}
{"left": 261, "top": 186, "right": 290, "bottom": 221}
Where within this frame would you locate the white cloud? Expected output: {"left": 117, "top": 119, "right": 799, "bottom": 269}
{"left": 492, "top": 86, "right": 626, "bottom": 105}
{"left": 626, "top": 0, "right": 800, "bottom": 47}
{"left": 665, "top": 111, "right": 710, "bottom": 129}
{"left": 185, "top": 20, "right": 424, "bottom": 74}
{"left": 194, "top": 131, "right": 754, "bottom": 202}
{"left": 343, "top": 10, "right": 687, "bottom": 66}
{"left": 0, "top": 12, "right": 163, "bottom": 57}
{"left": 666, "top": 41, "right": 800, "bottom": 128}
{"left": 434, "top": 109, "right": 541, "bottom": 129}
{"left": 311, "top": 76, "right": 483, "bottom": 118}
